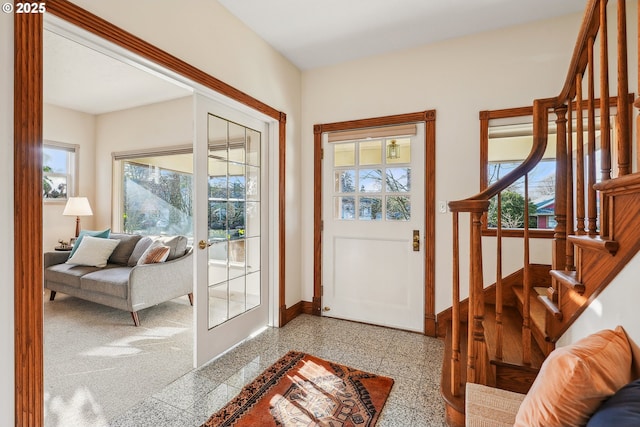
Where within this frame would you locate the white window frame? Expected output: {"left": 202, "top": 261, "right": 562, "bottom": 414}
{"left": 42, "top": 140, "right": 79, "bottom": 202}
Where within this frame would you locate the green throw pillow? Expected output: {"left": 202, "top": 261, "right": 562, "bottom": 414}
{"left": 68, "top": 228, "right": 111, "bottom": 258}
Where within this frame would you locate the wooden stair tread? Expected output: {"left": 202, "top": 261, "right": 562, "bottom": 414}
{"left": 568, "top": 235, "right": 618, "bottom": 255}
{"left": 483, "top": 304, "right": 546, "bottom": 370}
{"left": 550, "top": 270, "right": 585, "bottom": 294}
{"left": 512, "top": 286, "right": 547, "bottom": 342}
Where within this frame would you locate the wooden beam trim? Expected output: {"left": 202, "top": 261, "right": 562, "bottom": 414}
{"left": 46, "top": 0, "right": 280, "bottom": 120}
{"left": 15, "top": 10, "right": 44, "bottom": 427}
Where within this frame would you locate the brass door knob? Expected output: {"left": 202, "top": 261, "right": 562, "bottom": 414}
{"left": 199, "top": 240, "right": 208, "bottom": 250}
{"left": 413, "top": 230, "right": 420, "bottom": 251}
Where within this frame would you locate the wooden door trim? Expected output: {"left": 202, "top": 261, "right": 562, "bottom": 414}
{"left": 313, "top": 111, "right": 437, "bottom": 336}
{"left": 15, "top": 1, "right": 287, "bottom": 423}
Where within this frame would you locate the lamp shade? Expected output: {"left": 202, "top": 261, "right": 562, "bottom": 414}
{"left": 63, "top": 197, "right": 93, "bottom": 216}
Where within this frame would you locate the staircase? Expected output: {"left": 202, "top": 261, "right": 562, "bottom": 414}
{"left": 439, "top": 1, "right": 640, "bottom": 425}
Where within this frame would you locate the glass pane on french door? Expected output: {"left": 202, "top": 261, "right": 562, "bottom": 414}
{"left": 207, "top": 114, "right": 261, "bottom": 329}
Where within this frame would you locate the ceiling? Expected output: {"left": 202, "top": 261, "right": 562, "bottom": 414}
{"left": 217, "top": 0, "right": 587, "bottom": 70}
{"left": 44, "top": 30, "right": 192, "bottom": 115}
{"left": 44, "top": 1, "right": 587, "bottom": 115}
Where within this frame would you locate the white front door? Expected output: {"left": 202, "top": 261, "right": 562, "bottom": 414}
{"left": 322, "top": 124, "right": 425, "bottom": 332}
{"left": 194, "top": 93, "right": 270, "bottom": 366}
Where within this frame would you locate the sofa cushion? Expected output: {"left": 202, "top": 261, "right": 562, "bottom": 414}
{"left": 45, "top": 263, "right": 103, "bottom": 289}
{"left": 587, "top": 377, "right": 640, "bottom": 427}
{"left": 68, "top": 228, "right": 111, "bottom": 258}
{"left": 108, "top": 233, "right": 142, "bottom": 265}
{"left": 66, "top": 236, "right": 120, "bottom": 268}
{"left": 514, "top": 326, "right": 632, "bottom": 427}
{"left": 128, "top": 236, "right": 154, "bottom": 266}
{"left": 155, "top": 235, "right": 188, "bottom": 261}
{"left": 80, "top": 267, "right": 131, "bottom": 299}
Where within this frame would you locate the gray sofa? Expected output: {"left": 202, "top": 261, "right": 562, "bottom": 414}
{"left": 44, "top": 233, "right": 193, "bottom": 326}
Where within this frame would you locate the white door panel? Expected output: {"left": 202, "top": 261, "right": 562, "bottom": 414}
{"left": 322, "top": 124, "right": 425, "bottom": 332}
{"left": 194, "top": 93, "right": 269, "bottom": 367}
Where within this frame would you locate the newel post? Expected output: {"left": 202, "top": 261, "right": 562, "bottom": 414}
{"left": 450, "top": 199, "right": 490, "bottom": 385}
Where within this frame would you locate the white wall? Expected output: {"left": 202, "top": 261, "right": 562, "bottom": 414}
{"left": 94, "top": 96, "right": 193, "bottom": 229}
{"left": 1, "top": 8, "right": 14, "bottom": 427}
{"left": 301, "top": 13, "right": 584, "bottom": 311}
{"left": 43, "top": 103, "right": 97, "bottom": 251}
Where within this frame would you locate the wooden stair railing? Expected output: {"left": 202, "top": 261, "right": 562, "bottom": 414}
{"left": 442, "top": 1, "right": 637, "bottom": 425}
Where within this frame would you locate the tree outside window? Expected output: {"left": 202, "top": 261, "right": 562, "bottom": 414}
{"left": 43, "top": 143, "right": 78, "bottom": 200}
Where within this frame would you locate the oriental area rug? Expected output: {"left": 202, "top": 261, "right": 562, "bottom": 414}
{"left": 201, "top": 350, "right": 394, "bottom": 427}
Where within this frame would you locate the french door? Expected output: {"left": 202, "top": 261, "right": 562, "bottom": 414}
{"left": 194, "top": 94, "right": 269, "bottom": 366}
{"left": 322, "top": 123, "right": 426, "bottom": 332}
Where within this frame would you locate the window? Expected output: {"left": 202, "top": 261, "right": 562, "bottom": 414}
{"left": 43, "top": 141, "right": 78, "bottom": 200}
{"left": 481, "top": 98, "right": 624, "bottom": 236}
{"left": 114, "top": 149, "right": 193, "bottom": 237}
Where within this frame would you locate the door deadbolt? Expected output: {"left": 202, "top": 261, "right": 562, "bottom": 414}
{"left": 413, "top": 230, "right": 420, "bottom": 251}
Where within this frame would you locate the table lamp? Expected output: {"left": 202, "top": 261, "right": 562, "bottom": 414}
{"left": 63, "top": 197, "right": 93, "bottom": 237}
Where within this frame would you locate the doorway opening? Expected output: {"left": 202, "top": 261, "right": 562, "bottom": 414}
{"left": 14, "top": 3, "right": 287, "bottom": 424}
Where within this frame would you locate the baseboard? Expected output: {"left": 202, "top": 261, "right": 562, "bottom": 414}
{"left": 281, "top": 301, "right": 314, "bottom": 326}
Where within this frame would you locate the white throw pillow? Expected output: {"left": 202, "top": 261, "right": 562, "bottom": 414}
{"left": 66, "top": 235, "right": 120, "bottom": 267}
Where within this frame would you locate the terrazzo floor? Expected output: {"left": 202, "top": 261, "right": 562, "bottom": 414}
{"left": 108, "top": 313, "right": 447, "bottom": 426}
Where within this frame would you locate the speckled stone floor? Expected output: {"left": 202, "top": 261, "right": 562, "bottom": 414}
{"left": 108, "top": 314, "right": 447, "bottom": 427}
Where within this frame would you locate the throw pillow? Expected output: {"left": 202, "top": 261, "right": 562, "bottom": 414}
{"left": 68, "top": 228, "right": 111, "bottom": 258}
{"left": 154, "top": 235, "right": 188, "bottom": 261}
{"left": 514, "top": 326, "right": 632, "bottom": 427}
{"left": 137, "top": 240, "right": 171, "bottom": 265}
{"left": 66, "top": 235, "right": 120, "bottom": 268}
{"left": 107, "top": 233, "right": 142, "bottom": 265}
{"left": 587, "top": 378, "right": 640, "bottom": 427}
{"left": 127, "top": 236, "right": 154, "bottom": 266}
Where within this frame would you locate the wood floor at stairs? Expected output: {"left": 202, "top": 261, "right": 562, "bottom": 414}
{"left": 513, "top": 286, "right": 556, "bottom": 355}
{"left": 484, "top": 304, "right": 545, "bottom": 394}
{"left": 441, "top": 304, "right": 547, "bottom": 426}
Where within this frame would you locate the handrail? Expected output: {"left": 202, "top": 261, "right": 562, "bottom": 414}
{"left": 449, "top": 97, "right": 555, "bottom": 212}
{"left": 558, "top": 0, "right": 601, "bottom": 102}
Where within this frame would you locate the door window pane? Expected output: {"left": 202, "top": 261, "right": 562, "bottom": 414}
{"left": 334, "top": 143, "right": 355, "bottom": 167}
{"left": 386, "top": 168, "right": 411, "bottom": 192}
{"left": 246, "top": 128, "right": 261, "bottom": 167}
{"left": 359, "top": 169, "right": 383, "bottom": 192}
{"left": 386, "top": 137, "right": 411, "bottom": 164}
{"left": 359, "top": 197, "right": 382, "bottom": 220}
{"left": 386, "top": 196, "right": 411, "bottom": 221}
{"left": 334, "top": 196, "right": 355, "bottom": 219}
{"left": 359, "top": 140, "right": 382, "bottom": 165}
{"left": 335, "top": 170, "right": 356, "bottom": 193}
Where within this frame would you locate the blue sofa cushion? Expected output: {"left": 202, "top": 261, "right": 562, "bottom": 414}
{"left": 587, "top": 378, "right": 640, "bottom": 427}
